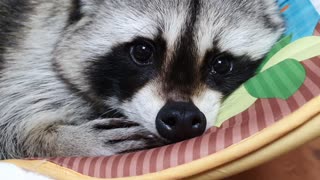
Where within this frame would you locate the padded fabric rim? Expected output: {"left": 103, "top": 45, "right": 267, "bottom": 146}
{"left": 192, "top": 114, "right": 320, "bottom": 180}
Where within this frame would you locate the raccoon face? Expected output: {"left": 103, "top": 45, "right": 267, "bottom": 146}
{"left": 54, "top": 0, "right": 283, "bottom": 143}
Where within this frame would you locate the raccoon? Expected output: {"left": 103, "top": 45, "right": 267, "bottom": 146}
{"left": 0, "top": 0, "right": 284, "bottom": 159}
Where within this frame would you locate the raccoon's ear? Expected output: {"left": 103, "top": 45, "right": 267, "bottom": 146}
{"left": 69, "top": 0, "right": 97, "bottom": 24}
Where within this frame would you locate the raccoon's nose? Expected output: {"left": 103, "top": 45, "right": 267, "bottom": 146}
{"left": 156, "top": 102, "right": 206, "bottom": 143}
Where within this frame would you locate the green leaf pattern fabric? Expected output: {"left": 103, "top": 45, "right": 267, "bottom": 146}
{"left": 245, "top": 59, "right": 306, "bottom": 99}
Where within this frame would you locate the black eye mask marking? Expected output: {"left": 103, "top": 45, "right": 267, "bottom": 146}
{"left": 202, "top": 51, "right": 261, "bottom": 95}
{"left": 86, "top": 36, "right": 166, "bottom": 101}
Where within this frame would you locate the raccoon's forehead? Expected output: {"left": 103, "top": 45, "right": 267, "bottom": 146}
{"left": 92, "top": 1, "right": 190, "bottom": 49}
{"left": 89, "top": 0, "right": 282, "bottom": 59}
{"left": 195, "top": 1, "right": 283, "bottom": 59}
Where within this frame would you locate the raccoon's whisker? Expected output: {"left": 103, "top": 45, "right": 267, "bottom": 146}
{"left": 99, "top": 107, "right": 123, "bottom": 119}
{"left": 120, "top": 110, "right": 140, "bottom": 117}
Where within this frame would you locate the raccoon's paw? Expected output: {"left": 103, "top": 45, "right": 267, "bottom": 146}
{"left": 58, "top": 119, "right": 163, "bottom": 156}
{"left": 86, "top": 119, "right": 163, "bottom": 154}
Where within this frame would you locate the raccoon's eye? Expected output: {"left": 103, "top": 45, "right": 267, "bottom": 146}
{"left": 130, "top": 41, "right": 154, "bottom": 65}
{"left": 211, "top": 56, "right": 233, "bottom": 75}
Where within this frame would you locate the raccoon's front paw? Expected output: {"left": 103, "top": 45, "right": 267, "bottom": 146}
{"left": 58, "top": 118, "right": 163, "bottom": 156}
{"left": 88, "top": 119, "right": 163, "bottom": 154}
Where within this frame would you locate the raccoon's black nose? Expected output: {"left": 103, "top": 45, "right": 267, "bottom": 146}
{"left": 156, "top": 102, "right": 206, "bottom": 143}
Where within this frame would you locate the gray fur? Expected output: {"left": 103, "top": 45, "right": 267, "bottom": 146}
{"left": 0, "top": 0, "right": 284, "bottom": 159}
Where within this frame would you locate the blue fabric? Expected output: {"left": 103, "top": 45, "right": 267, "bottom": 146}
{"left": 277, "top": 0, "right": 320, "bottom": 41}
